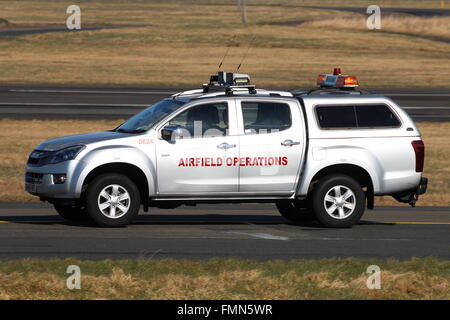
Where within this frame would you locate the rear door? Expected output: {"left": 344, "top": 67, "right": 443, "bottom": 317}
{"left": 236, "top": 98, "right": 306, "bottom": 193}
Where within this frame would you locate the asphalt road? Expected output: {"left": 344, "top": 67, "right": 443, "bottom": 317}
{"left": 0, "top": 202, "right": 449, "bottom": 260}
{"left": 0, "top": 25, "right": 150, "bottom": 37}
{"left": 0, "top": 85, "right": 449, "bottom": 121}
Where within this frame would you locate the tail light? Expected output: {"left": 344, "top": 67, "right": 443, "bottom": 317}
{"left": 411, "top": 140, "right": 425, "bottom": 172}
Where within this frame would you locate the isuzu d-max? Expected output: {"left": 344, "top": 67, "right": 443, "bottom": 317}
{"left": 25, "top": 70, "right": 427, "bottom": 227}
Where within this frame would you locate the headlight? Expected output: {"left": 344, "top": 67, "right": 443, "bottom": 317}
{"left": 42, "top": 145, "right": 85, "bottom": 165}
{"left": 27, "top": 145, "right": 86, "bottom": 166}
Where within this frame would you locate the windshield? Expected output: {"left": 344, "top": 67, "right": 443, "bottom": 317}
{"left": 116, "top": 99, "right": 186, "bottom": 133}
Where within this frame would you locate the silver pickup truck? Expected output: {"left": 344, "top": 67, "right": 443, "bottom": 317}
{"left": 25, "top": 70, "right": 427, "bottom": 228}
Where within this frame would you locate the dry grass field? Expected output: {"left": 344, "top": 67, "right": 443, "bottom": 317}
{"left": 0, "top": 119, "right": 448, "bottom": 206}
{"left": 0, "top": 0, "right": 449, "bottom": 87}
{"left": 304, "top": 14, "right": 450, "bottom": 40}
{"left": 0, "top": 257, "right": 449, "bottom": 299}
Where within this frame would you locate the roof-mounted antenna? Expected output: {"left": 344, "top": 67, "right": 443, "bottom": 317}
{"left": 217, "top": 35, "right": 236, "bottom": 71}
{"left": 236, "top": 35, "right": 256, "bottom": 72}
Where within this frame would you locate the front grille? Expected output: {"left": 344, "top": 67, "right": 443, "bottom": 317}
{"left": 25, "top": 172, "right": 43, "bottom": 184}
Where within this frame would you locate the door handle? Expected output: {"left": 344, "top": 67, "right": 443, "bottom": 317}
{"left": 217, "top": 142, "right": 236, "bottom": 150}
{"left": 281, "top": 140, "right": 300, "bottom": 147}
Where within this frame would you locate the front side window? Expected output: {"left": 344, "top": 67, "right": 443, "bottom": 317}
{"left": 168, "top": 102, "right": 228, "bottom": 138}
{"left": 316, "top": 104, "right": 400, "bottom": 129}
{"left": 241, "top": 102, "right": 291, "bottom": 134}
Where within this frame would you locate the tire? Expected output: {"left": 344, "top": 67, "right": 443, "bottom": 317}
{"left": 54, "top": 203, "right": 89, "bottom": 223}
{"left": 85, "top": 173, "right": 141, "bottom": 227}
{"left": 311, "top": 175, "right": 365, "bottom": 228}
{"left": 276, "top": 200, "right": 313, "bottom": 224}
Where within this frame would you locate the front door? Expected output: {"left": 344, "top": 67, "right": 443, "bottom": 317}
{"left": 236, "top": 99, "right": 306, "bottom": 193}
{"left": 156, "top": 100, "right": 239, "bottom": 195}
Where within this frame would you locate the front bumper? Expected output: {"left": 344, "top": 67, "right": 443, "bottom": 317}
{"left": 25, "top": 172, "right": 68, "bottom": 197}
{"left": 24, "top": 160, "right": 81, "bottom": 199}
{"left": 392, "top": 177, "right": 428, "bottom": 206}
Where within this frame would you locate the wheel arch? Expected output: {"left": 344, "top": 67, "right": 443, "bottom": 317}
{"left": 306, "top": 164, "right": 375, "bottom": 209}
{"left": 81, "top": 162, "right": 150, "bottom": 211}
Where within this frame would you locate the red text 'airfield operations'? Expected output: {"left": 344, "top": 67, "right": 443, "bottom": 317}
{"left": 178, "top": 157, "right": 288, "bottom": 167}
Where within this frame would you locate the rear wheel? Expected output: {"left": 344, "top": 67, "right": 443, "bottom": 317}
{"left": 276, "top": 200, "right": 313, "bottom": 224}
{"left": 311, "top": 175, "right": 365, "bottom": 228}
{"left": 85, "top": 173, "right": 141, "bottom": 227}
{"left": 54, "top": 203, "right": 89, "bottom": 223}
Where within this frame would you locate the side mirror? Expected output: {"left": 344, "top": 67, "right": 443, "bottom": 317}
{"left": 161, "top": 125, "right": 183, "bottom": 141}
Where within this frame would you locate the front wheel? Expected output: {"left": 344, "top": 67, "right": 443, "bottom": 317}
{"left": 85, "top": 173, "right": 141, "bottom": 227}
{"left": 311, "top": 175, "right": 365, "bottom": 228}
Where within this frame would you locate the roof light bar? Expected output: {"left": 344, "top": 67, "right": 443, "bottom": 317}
{"left": 317, "top": 68, "right": 359, "bottom": 88}
{"left": 336, "top": 75, "right": 359, "bottom": 87}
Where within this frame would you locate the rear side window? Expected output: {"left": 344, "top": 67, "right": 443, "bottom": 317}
{"left": 316, "top": 104, "right": 400, "bottom": 129}
{"left": 316, "top": 105, "right": 356, "bottom": 128}
{"left": 241, "top": 102, "right": 292, "bottom": 134}
{"left": 356, "top": 105, "right": 401, "bottom": 127}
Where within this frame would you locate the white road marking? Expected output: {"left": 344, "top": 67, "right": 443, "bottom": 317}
{"left": 384, "top": 93, "right": 450, "bottom": 97}
{"left": 384, "top": 221, "right": 450, "bottom": 225}
{"left": 226, "top": 231, "right": 289, "bottom": 241}
{"left": 402, "top": 106, "right": 450, "bottom": 110}
{"left": 7, "top": 89, "right": 175, "bottom": 95}
{"left": 0, "top": 102, "right": 148, "bottom": 107}
{"left": 6, "top": 89, "right": 450, "bottom": 97}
